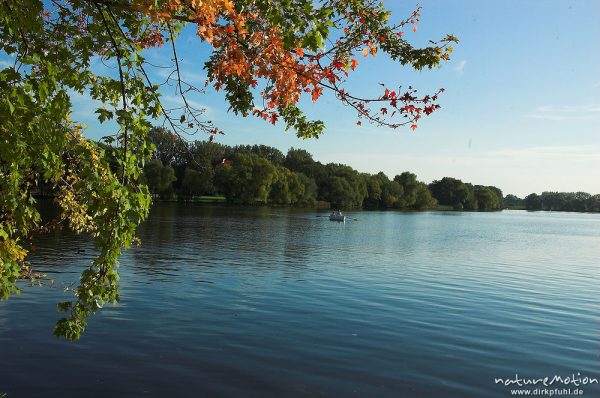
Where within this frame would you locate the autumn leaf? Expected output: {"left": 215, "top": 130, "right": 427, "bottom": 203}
{"left": 311, "top": 87, "right": 323, "bottom": 102}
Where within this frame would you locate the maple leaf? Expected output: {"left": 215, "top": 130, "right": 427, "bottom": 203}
{"left": 333, "top": 60, "right": 345, "bottom": 70}
{"left": 311, "top": 87, "right": 323, "bottom": 102}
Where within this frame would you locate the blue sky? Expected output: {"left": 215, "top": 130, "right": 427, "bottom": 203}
{"left": 3, "top": 1, "right": 599, "bottom": 196}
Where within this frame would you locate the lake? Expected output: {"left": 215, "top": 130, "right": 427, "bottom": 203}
{"left": 1, "top": 205, "right": 599, "bottom": 397}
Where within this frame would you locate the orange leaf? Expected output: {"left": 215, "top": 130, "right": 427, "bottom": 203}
{"left": 311, "top": 87, "right": 322, "bottom": 102}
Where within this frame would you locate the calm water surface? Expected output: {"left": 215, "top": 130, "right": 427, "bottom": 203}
{"left": 1, "top": 205, "right": 599, "bottom": 397}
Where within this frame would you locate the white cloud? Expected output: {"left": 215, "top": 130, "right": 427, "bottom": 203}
{"left": 454, "top": 60, "right": 466, "bottom": 75}
{"left": 527, "top": 104, "right": 600, "bottom": 121}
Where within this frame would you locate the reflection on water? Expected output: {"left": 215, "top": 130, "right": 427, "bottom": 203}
{"left": 1, "top": 204, "right": 599, "bottom": 397}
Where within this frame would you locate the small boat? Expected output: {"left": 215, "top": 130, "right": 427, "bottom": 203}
{"left": 329, "top": 210, "right": 346, "bottom": 222}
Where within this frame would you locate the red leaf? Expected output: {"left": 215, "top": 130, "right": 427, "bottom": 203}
{"left": 311, "top": 87, "right": 323, "bottom": 102}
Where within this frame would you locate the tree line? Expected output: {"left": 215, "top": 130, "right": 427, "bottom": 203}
{"left": 518, "top": 192, "right": 600, "bottom": 212}
{"left": 136, "top": 127, "right": 506, "bottom": 211}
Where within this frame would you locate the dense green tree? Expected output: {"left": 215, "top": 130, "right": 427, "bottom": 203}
{"left": 394, "top": 172, "right": 418, "bottom": 208}
{"left": 429, "top": 177, "right": 476, "bottom": 210}
{"left": 235, "top": 145, "right": 285, "bottom": 165}
{"left": 412, "top": 182, "right": 438, "bottom": 210}
{"left": 221, "top": 153, "right": 276, "bottom": 204}
{"left": 142, "top": 160, "right": 176, "bottom": 198}
{"left": 317, "top": 163, "right": 367, "bottom": 208}
{"left": 363, "top": 172, "right": 409, "bottom": 209}
{"left": 284, "top": 148, "right": 317, "bottom": 178}
{"left": 181, "top": 163, "right": 214, "bottom": 198}
{"left": 267, "top": 166, "right": 317, "bottom": 206}
{"left": 504, "top": 194, "right": 523, "bottom": 208}
{"left": 474, "top": 187, "right": 496, "bottom": 211}
{"left": 364, "top": 173, "right": 384, "bottom": 208}
{"left": 212, "top": 163, "right": 230, "bottom": 196}
{"left": 489, "top": 186, "right": 504, "bottom": 206}
{"left": 474, "top": 185, "right": 503, "bottom": 211}
{"left": 522, "top": 191, "right": 598, "bottom": 212}
{"left": 525, "top": 193, "right": 543, "bottom": 211}
{"left": 188, "top": 141, "right": 228, "bottom": 167}
{"left": 383, "top": 180, "right": 405, "bottom": 208}
{"left": 570, "top": 192, "right": 589, "bottom": 212}
{"left": 540, "top": 191, "right": 566, "bottom": 211}
{"left": 269, "top": 166, "right": 294, "bottom": 205}
{"left": 148, "top": 127, "right": 189, "bottom": 168}
{"left": 587, "top": 194, "right": 600, "bottom": 212}
{"left": 321, "top": 176, "right": 356, "bottom": 208}
{"left": 294, "top": 173, "right": 318, "bottom": 207}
